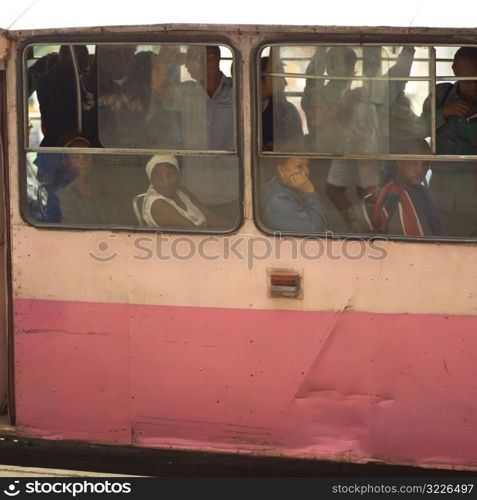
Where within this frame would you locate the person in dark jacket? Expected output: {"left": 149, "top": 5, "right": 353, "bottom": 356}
{"left": 261, "top": 53, "right": 304, "bottom": 151}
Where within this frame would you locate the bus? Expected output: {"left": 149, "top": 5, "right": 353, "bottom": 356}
{"left": 1, "top": 0, "right": 477, "bottom": 473}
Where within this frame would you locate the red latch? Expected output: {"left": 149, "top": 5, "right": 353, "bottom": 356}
{"left": 270, "top": 273, "right": 299, "bottom": 287}
{"left": 269, "top": 271, "right": 301, "bottom": 298}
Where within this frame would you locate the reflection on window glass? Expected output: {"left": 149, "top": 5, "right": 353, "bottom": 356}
{"left": 260, "top": 45, "right": 431, "bottom": 154}
{"left": 26, "top": 147, "right": 239, "bottom": 230}
{"left": 131, "top": 44, "right": 235, "bottom": 151}
{"left": 26, "top": 43, "right": 235, "bottom": 151}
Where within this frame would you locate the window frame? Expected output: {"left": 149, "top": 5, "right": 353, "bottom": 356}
{"left": 19, "top": 34, "right": 244, "bottom": 235}
{"left": 252, "top": 37, "right": 477, "bottom": 243}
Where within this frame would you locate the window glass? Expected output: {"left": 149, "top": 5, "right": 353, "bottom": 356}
{"left": 26, "top": 43, "right": 235, "bottom": 150}
{"left": 257, "top": 45, "right": 477, "bottom": 239}
{"left": 260, "top": 45, "right": 431, "bottom": 154}
{"left": 429, "top": 46, "right": 477, "bottom": 236}
{"left": 26, "top": 44, "right": 94, "bottom": 148}
{"left": 26, "top": 151, "right": 239, "bottom": 230}
{"left": 24, "top": 43, "right": 239, "bottom": 231}
{"left": 433, "top": 46, "right": 477, "bottom": 155}
{"left": 258, "top": 155, "right": 467, "bottom": 236}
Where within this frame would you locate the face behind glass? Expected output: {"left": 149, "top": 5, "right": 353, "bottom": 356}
{"left": 277, "top": 157, "right": 310, "bottom": 187}
{"left": 396, "top": 159, "right": 429, "bottom": 186}
{"left": 325, "top": 47, "right": 357, "bottom": 78}
{"left": 185, "top": 47, "right": 206, "bottom": 81}
{"left": 65, "top": 139, "right": 92, "bottom": 177}
{"left": 454, "top": 57, "right": 477, "bottom": 100}
{"left": 151, "top": 163, "right": 180, "bottom": 197}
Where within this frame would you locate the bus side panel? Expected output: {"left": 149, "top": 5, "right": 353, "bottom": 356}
{"left": 13, "top": 298, "right": 477, "bottom": 469}
{"left": 14, "top": 299, "right": 131, "bottom": 444}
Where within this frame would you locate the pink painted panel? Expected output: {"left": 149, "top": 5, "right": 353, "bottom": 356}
{"left": 14, "top": 298, "right": 477, "bottom": 469}
{"left": 129, "top": 306, "right": 334, "bottom": 451}
{"left": 14, "top": 299, "right": 131, "bottom": 444}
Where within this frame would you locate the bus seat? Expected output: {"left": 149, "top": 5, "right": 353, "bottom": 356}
{"left": 360, "top": 192, "right": 377, "bottom": 232}
{"left": 132, "top": 193, "right": 146, "bottom": 226}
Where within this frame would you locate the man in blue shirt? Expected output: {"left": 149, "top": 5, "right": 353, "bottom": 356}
{"left": 262, "top": 156, "right": 327, "bottom": 232}
{"left": 422, "top": 47, "right": 477, "bottom": 236}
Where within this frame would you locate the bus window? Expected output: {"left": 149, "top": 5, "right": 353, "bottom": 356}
{"left": 424, "top": 47, "right": 477, "bottom": 236}
{"left": 259, "top": 45, "right": 431, "bottom": 154}
{"left": 96, "top": 44, "right": 235, "bottom": 151}
{"left": 256, "top": 44, "right": 477, "bottom": 239}
{"left": 26, "top": 44, "right": 91, "bottom": 148}
{"left": 23, "top": 43, "right": 240, "bottom": 231}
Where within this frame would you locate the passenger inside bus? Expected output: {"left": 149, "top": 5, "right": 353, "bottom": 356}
{"left": 302, "top": 46, "right": 358, "bottom": 154}
{"left": 379, "top": 90, "right": 431, "bottom": 185}
{"left": 262, "top": 149, "right": 328, "bottom": 232}
{"left": 141, "top": 155, "right": 232, "bottom": 229}
{"left": 96, "top": 44, "right": 181, "bottom": 149}
{"left": 28, "top": 45, "right": 96, "bottom": 147}
{"left": 56, "top": 132, "right": 120, "bottom": 225}
{"left": 152, "top": 45, "right": 233, "bottom": 149}
{"left": 421, "top": 46, "right": 477, "bottom": 236}
{"left": 261, "top": 52, "right": 304, "bottom": 151}
{"left": 316, "top": 47, "right": 420, "bottom": 232}
{"left": 301, "top": 47, "right": 380, "bottom": 231}
{"left": 152, "top": 45, "right": 239, "bottom": 222}
{"left": 27, "top": 46, "right": 58, "bottom": 97}
{"left": 372, "top": 139, "right": 443, "bottom": 236}
{"left": 30, "top": 149, "right": 71, "bottom": 222}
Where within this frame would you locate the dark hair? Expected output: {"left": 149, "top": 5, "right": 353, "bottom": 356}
{"left": 454, "top": 47, "right": 477, "bottom": 65}
{"left": 260, "top": 56, "right": 270, "bottom": 84}
{"left": 260, "top": 56, "right": 272, "bottom": 81}
{"left": 260, "top": 56, "right": 269, "bottom": 73}
{"left": 59, "top": 45, "right": 89, "bottom": 71}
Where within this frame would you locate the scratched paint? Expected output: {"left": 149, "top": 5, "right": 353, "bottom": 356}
{"left": 14, "top": 298, "right": 477, "bottom": 470}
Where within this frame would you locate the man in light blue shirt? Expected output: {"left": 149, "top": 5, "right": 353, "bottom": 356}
{"left": 263, "top": 157, "right": 327, "bottom": 232}
{"left": 153, "top": 45, "right": 238, "bottom": 222}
